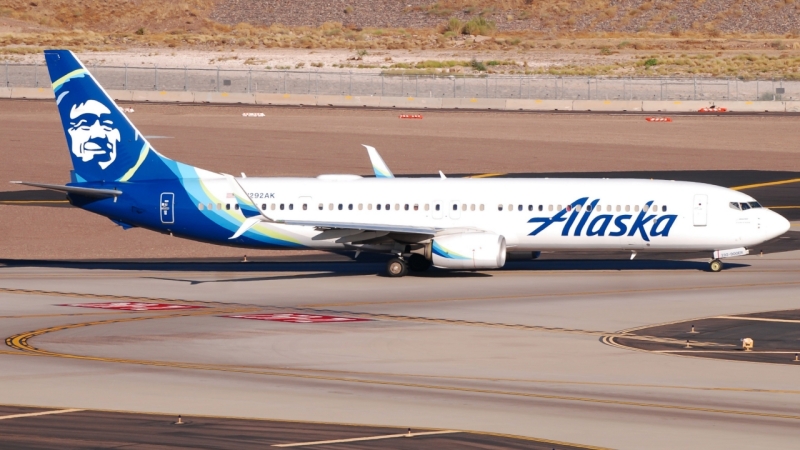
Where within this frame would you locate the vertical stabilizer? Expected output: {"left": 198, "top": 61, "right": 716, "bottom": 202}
{"left": 45, "top": 50, "right": 176, "bottom": 183}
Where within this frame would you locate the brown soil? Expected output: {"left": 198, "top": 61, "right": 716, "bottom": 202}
{"left": 1, "top": 99, "right": 799, "bottom": 260}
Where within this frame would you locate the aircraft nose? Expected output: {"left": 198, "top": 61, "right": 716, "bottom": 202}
{"left": 765, "top": 210, "right": 791, "bottom": 240}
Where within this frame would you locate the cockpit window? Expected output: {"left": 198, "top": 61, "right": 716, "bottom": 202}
{"left": 748, "top": 201, "right": 762, "bottom": 208}
{"left": 730, "top": 201, "right": 762, "bottom": 210}
{"left": 729, "top": 202, "right": 741, "bottom": 210}
{"left": 740, "top": 202, "right": 751, "bottom": 210}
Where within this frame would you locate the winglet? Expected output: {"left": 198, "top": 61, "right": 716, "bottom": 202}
{"left": 439, "top": 171, "right": 447, "bottom": 179}
{"left": 363, "top": 145, "right": 394, "bottom": 178}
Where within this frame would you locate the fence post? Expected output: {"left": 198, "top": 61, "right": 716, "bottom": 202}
{"left": 756, "top": 80, "right": 759, "bottom": 101}
{"left": 5, "top": 61, "right": 8, "bottom": 87}
{"left": 248, "top": 69, "right": 252, "bottom": 93}
{"left": 381, "top": 74, "right": 384, "bottom": 96}
{"left": 693, "top": 77, "right": 696, "bottom": 100}
{"left": 726, "top": 78, "right": 730, "bottom": 99}
{"left": 217, "top": 66, "right": 220, "bottom": 92}
{"left": 34, "top": 62, "right": 37, "bottom": 88}
{"left": 283, "top": 71, "right": 287, "bottom": 93}
{"left": 154, "top": 64, "right": 158, "bottom": 91}
{"left": 660, "top": 79, "right": 663, "bottom": 100}
{"left": 415, "top": 75, "right": 418, "bottom": 97}
{"left": 184, "top": 65, "right": 187, "bottom": 91}
{"left": 349, "top": 71, "right": 352, "bottom": 95}
{"left": 307, "top": 72, "right": 310, "bottom": 95}
{"left": 453, "top": 76, "right": 455, "bottom": 97}
{"left": 587, "top": 77, "right": 590, "bottom": 100}
{"left": 124, "top": 64, "right": 128, "bottom": 90}
{"left": 401, "top": 75, "right": 404, "bottom": 96}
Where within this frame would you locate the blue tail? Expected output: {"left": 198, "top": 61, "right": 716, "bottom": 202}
{"left": 45, "top": 50, "right": 179, "bottom": 183}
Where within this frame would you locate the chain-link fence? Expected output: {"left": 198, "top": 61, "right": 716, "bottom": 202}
{"left": 3, "top": 62, "right": 797, "bottom": 101}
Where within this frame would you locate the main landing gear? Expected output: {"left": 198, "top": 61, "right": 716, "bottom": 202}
{"left": 709, "top": 259, "right": 723, "bottom": 272}
{"left": 386, "top": 254, "right": 432, "bottom": 277}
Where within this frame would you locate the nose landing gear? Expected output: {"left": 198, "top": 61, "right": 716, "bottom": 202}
{"left": 709, "top": 259, "right": 723, "bottom": 272}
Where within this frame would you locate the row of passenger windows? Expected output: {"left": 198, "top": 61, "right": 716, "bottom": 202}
{"left": 197, "top": 202, "right": 669, "bottom": 213}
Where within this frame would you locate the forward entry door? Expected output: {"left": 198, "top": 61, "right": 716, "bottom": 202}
{"left": 693, "top": 194, "right": 707, "bottom": 226}
{"left": 160, "top": 192, "right": 174, "bottom": 224}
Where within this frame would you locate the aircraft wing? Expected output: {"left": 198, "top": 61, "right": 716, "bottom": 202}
{"left": 279, "top": 220, "right": 438, "bottom": 236}
{"left": 10, "top": 181, "right": 121, "bottom": 198}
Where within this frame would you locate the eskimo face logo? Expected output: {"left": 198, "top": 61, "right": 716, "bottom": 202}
{"left": 67, "top": 100, "right": 120, "bottom": 170}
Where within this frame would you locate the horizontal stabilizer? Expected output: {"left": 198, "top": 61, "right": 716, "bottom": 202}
{"left": 11, "top": 181, "right": 121, "bottom": 198}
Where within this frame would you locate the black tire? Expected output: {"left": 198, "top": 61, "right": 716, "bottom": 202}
{"left": 408, "top": 254, "right": 432, "bottom": 272}
{"left": 709, "top": 259, "right": 723, "bottom": 272}
{"left": 386, "top": 258, "right": 407, "bottom": 277}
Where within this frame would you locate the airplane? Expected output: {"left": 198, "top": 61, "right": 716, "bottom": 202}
{"left": 12, "top": 50, "right": 791, "bottom": 277}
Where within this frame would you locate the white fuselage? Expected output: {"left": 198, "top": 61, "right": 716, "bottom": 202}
{"left": 189, "top": 176, "right": 790, "bottom": 253}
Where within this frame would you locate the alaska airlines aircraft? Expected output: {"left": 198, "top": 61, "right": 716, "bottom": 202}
{"left": 14, "top": 50, "right": 791, "bottom": 276}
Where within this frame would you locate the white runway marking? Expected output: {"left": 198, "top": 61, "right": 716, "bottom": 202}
{"left": 272, "top": 430, "right": 461, "bottom": 447}
{"left": 0, "top": 408, "right": 84, "bottom": 420}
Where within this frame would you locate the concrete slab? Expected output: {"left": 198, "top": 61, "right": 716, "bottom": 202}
{"left": 195, "top": 92, "right": 256, "bottom": 104}
{"left": 441, "top": 97, "right": 507, "bottom": 110}
{"left": 573, "top": 100, "right": 643, "bottom": 112}
{"left": 378, "top": 96, "right": 443, "bottom": 109}
{"left": 10, "top": 87, "right": 53, "bottom": 99}
{"left": 255, "top": 93, "right": 317, "bottom": 106}
{"left": 505, "top": 99, "right": 573, "bottom": 111}
{"left": 316, "top": 95, "right": 382, "bottom": 108}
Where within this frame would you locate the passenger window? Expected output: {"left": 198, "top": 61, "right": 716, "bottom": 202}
{"left": 368, "top": 204, "right": 373, "bottom": 210}
{"left": 662, "top": 205, "right": 667, "bottom": 212}
{"left": 508, "top": 204, "right": 513, "bottom": 211}
{"left": 348, "top": 204, "right": 353, "bottom": 210}
{"left": 210, "top": 203, "right": 215, "bottom": 210}
{"left": 435, "top": 204, "right": 440, "bottom": 211}
{"left": 538, "top": 205, "right": 543, "bottom": 211}
{"left": 337, "top": 204, "right": 342, "bottom": 210}
{"left": 377, "top": 204, "right": 382, "bottom": 210}
{"left": 385, "top": 204, "right": 390, "bottom": 210}
{"left": 328, "top": 203, "right": 333, "bottom": 210}
{"left": 262, "top": 204, "right": 267, "bottom": 210}
{"left": 279, "top": 204, "right": 284, "bottom": 210}
{"left": 198, "top": 203, "right": 204, "bottom": 210}
{"left": 625, "top": 205, "right": 630, "bottom": 212}
{"left": 567, "top": 205, "right": 572, "bottom": 212}
{"left": 424, "top": 204, "right": 430, "bottom": 211}
{"left": 217, "top": 203, "right": 222, "bottom": 210}
{"left": 318, "top": 203, "right": 323, "bottom": 210}
{"left": 394, "top": 204, "right": 399, "bottom": 211}
{"left": 607, "top": 205, "right": 612, "bottom": 212}
{"left": 587, "top": 205, "right": 592, "bottom": 212}
{"left": 518, "top": 205, "right": 523, "bottom": 211}
{"left": 453, "top": 204, "right": 457, "bottom": 211}
{"left": 528, "top": 205, "right": 533, "bottom": 211}
{"left": 358, "top": 204, "right": 362, "bottom": 210}
{"left": 270, "top": 204, "right": 276, "bottom": 210}
{"left": 634, "top": 205, "right": 640, "bottom": 212}
{"left": 414, "top": 204, "right": 419, "bottom": 211}
{"left": 558, "top": 205, "right": 562, "bottom": 210}
{"left": 497, "top": 204, "right": 503, "bottom": 211}
{"left": 470, "top": 204, "right": 475, "bottom": 211}
{"left": 462, "top": 204, "right": 467, "bottom": 211}
{"left": 480, "top": 204, "right": 485, "bottom": 211}
{"left": 548, "top": 205, "right": 553, "bottom": 211}
{"left": 405, "top": 204, "right": 410, "bottom": 211}
{"left": 289, "top": 204, "right": 293, "bottom": 210}
{"left": 226, "top": 204, "right": 231, "bottom": 210}
{"left": 235, "top": 204, "right": 240, "bottom": 210}
{"left": 652, "top": 205, "right": 657, "bottom": 212}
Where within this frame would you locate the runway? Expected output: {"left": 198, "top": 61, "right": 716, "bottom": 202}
{"left": 2, "top": 99, "right": 800, "bottom": 449}
{"left": 1, "top": 250, "right": 800, "bottom": 449}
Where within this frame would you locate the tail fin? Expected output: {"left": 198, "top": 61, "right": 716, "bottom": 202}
{"left": 45, "top": 50, "right": 173, "bottom": 183}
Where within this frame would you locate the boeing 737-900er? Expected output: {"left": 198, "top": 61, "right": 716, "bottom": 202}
{"left": 13, "top": 50, "right": 791, "bottom": 276}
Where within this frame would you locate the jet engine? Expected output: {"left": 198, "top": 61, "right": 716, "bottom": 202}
{"left": 427, "top": 233, "right": 507, "bottom": 269}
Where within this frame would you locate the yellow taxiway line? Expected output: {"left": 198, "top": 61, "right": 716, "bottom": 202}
{"left": 272, "top": 430, "right": 461, "bottom": 447}
{"left": 731, "top": 178, "right": 800, "bottom": 191}
{"left": 0, "top": 408, "right": 83, "bottom": 420}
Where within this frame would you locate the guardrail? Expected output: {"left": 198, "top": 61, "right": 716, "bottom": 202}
{"left": 2, "top": 62, "right": 797, "bottom": 102}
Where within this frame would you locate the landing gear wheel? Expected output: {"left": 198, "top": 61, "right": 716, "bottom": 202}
{"left": 386, "top": 257, "right": 408, "bottom": 277}
{"left": 408, "top": 254, "right": 432, "bottom": 272}
{"left": 709, "top": 259, "right": 723, "bottom": 272}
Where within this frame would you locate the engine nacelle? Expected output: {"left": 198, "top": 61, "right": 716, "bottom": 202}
{"left": 429, "top": 233, "right": 507, "bottom": 269}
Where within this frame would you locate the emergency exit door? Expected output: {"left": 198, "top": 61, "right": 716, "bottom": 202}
{"left": 160, "top": 192, "right": 175, "bottom": 224}
{"left": 693, "top": 194, "right": 707, "bottom": 226}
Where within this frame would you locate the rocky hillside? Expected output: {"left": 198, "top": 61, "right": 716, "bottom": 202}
{"left": 211, "top": 0, "right": 800, "bottom": 36}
